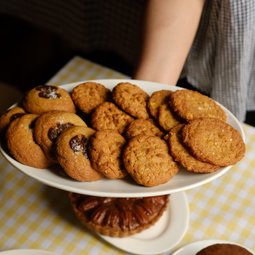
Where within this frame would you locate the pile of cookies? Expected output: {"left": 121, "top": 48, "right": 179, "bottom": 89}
{"left": 0, "top": 81, "right": 245, "bottom": 187}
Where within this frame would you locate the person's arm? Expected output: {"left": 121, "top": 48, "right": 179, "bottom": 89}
{"left": 133, "top": 0, "right": 205, "bottom": 85}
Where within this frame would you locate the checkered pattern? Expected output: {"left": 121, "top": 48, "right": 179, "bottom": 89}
{"left": 0, "top": 56, "right": 254, "bottom": 254}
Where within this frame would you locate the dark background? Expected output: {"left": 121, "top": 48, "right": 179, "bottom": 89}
{"left": 0, "top": 14, "right": 254, "bottom": 126}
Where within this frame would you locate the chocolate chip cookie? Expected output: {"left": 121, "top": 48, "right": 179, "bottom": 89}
{"left": 34, "top": 111, "right": 87, "bottom": 161}
{"left": 23, "top": 85, "right": 76, "bottom": 114}
{"left": 56, "top": 126, "right": 102, "bottom": 181}
{"left": 0, "top": 106, "right": 26, "bottom": 135}
{"left": 6, "top": 114, "right": 52, "bottom": 168}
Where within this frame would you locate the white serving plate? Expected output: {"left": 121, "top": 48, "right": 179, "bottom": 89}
{"left": 0, "top": 250, "right": 55, "bottom": 255}
{"left": 0, "top": 79, "right": 246, "bottom": 197}
{"left": 172, "top": 239, "right": 254, "bottom": 255}
{"left": 100, "top": 192, "right": 189, "bottom": 255}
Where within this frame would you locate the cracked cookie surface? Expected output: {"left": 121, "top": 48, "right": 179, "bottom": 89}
{"left": 89, "top": 129, "right": 127, "bottom": 179}
{"left": 123, "top": 135, "right": 179, "bottom": 186}
{"left": 182, "top": 118, "right": 245, "bottom": 166}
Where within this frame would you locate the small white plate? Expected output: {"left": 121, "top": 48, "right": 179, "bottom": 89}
{"left": 0, "top": 250, "right": 55, "bottom": 255}
{"left": 0, "top": 79, "right": 245, "bottom": 197}
{"left": 99, "top": 192, "right": 189, "bottom": 255}
{"left": 172, "top": 239, "right": 254, "bottom": 255}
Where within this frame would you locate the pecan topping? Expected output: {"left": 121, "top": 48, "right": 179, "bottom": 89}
{"left": 104, "top": 207, "right": 120, "bottom": 228}
{"left": 36, "top": 85, "right": 61, "bottom": 99}
{"left": 91, "top": 206, "right": 109, "bottom": 225}
{"left": 73, "top": 195, "right": 168, "bottom": 232}
{"left": 48, "top": 122, "right": 73, "bottom": 141}
{"left": 78, "top": 197, "right": 100, "bottom": 212}
{"left": 69, "top": 135, "right": 89, "bottom": 158}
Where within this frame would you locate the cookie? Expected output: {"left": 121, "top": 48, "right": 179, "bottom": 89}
{"left": 196, "top": 243, "right": 253, "bottom": 255}
{"left": 23, "top": 85, "right": 76, "bottom": 114}
{"left": 90, "top": 102, "right": 133, "bottom": 134}
{"left": 123, "top": 135, "right": 179, "bottom": 186}
{"left": 182, "top": 118, "right": 245, "bottom": 166}
{"left": 158, "top": 103, "right": 182, "bottom": 131}
{"left": 125, "top": 119, "right": 163, "bottom": 139}
{"left": 55, "top": 126, "right": 102, "bottom": 181}
{"left": 170, "top": 89, "right": 227, "bottom": 122}
{"left": 147, "top": 90, "right": 172, "bottom": 119}
{"left": 69, "top": 193, "right": 169, "bottom": 237}
{"left": 89, "top": 129, "right": 127, "bottom": 179}
{"left": 34, "top": 111, "right": 87, "bottom": 161}
{"left": 71, "top": 82, "right": 110, "bottom": 114}
{"left": 6, "top": 114, "right": 52, "bottom": 168}
{"left": 112, "top": 82, "right": 149, "bottom": 119}
{"left": 168, "top": 124, "right": 220, "bottom": 173}
{"left": 0, "top": 106, "right": 26, "bottom": 134}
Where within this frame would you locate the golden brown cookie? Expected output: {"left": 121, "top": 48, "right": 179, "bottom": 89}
{"left": 55, "top": 126, "right": 102, "bottom": 181}
{"left": 0, "top": 106, "right": 26, "bottom": 135}
{"left": 23, "top": 85, "right": 76, "bottom": 114}
{"left": 69, "top": 192, "right": 169, "bottom": 237}
{"left": 196, "top": 243, "right": 253, "bottom": 255}
{"left": 6, "top": 114, "right": 52, "bottom": 168}
{"left": 123, "top": 135, "right": 179, "bottom": 186}
{"left": 168, "top": 124, "right": 220, "bottom": 173}
{"left": 147, "top": 90, "right": 172, "bottom": 119}
{"left": 112, "top": 82, "right": 149, "bottom": 119}
{"left": 34, "top": 111, "right": 87, "bottom": 161}
{"left": 158, "top": 103, "right": 182, "bottom": 132}
{"left": 71, "top": 82, "right": 110, "bottom": 114}
{"left": 170, "top": 89, "right": 227, "bottom": 122}
{"left": 125, "top": 119, "right": 163, "bottom": 139}
{"left": 182, "top": 118, "right": 245, "bottom": 166}
{"left": 89, "top": 129, "right": 127, "bottom": 179}
{"left": 90, "top": 102, "right": 133, "bottom": 134}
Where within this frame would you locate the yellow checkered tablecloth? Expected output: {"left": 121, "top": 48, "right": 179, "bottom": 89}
{"left": 0, "top": 56, "right": 254, "bottom": 254}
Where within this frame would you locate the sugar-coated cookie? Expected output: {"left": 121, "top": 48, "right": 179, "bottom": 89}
{"left": 168, "top": 124, "right": 220, "bottom": 173}
{"left": 112, "top": 82, "right": 149, "bottom": 119}
{"left": 6, "top": 114, "right": 52, "bottom": 168}
{"left": 23, "top": 85, "right": 76, "bottom": 114}
{"left": 34, "top": 111, "right": 87, "bottom": 161}
{"left": 71, "top": 82, "right": 110, "bottom": 114}
{"left": 170, "top": 89, "right": 227, "bottom": 122}
{"left": 90, "top": 102, "right": 133, "bottom": 134}
{"left": 182, "top": 118, "right": 245, "bottom": 166}
{"left": 56, "top": 126, "right": 102, "bottom": 181}
{"left": 123, "top": 135, "right": 179, "bottom": 186}
{"left": 89, "top": 129, "right": 127, "bottom": 179}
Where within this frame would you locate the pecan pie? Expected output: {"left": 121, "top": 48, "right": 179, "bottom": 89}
{"left": 69, "top": 193, "right": 169, "bottom": 237}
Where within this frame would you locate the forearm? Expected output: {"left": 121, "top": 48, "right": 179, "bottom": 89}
{"left": 134, "top": 0, "right": 205, "bottom": 85}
